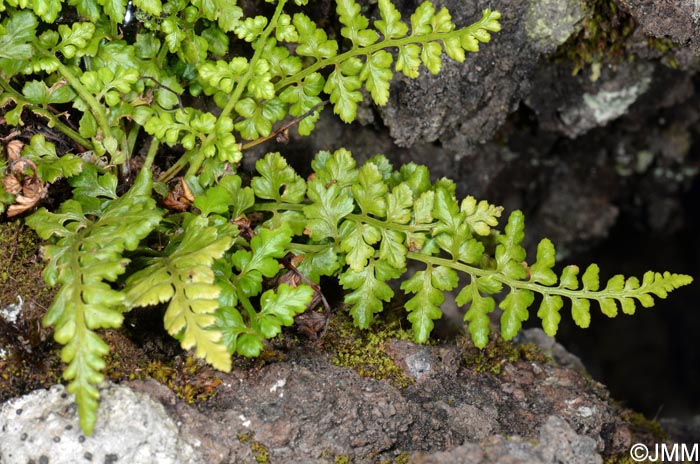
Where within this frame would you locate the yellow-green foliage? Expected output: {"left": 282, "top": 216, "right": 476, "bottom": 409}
{"left": 1, "top": 0, "right": 692, "bottom": 441}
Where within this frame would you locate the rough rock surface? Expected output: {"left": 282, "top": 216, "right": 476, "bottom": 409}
{"left": 0, "top": 383, "right": 209, "bottom": 464}
{"left": 269, "top": 0, "right": 699, "bottom": 259}
{"left": 411, "top": 416, "right": 602, "bottom": 464}
{"left": 618, "top": 0, "right": 700, "bottom": 57}
{"left": 1, "top": 330, "right": 640, "bottom": 463}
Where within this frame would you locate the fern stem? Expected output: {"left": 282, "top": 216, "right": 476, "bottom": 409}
{"left": 237, "top": 291, "right": 258, "bottom": 322}
{"left": 142, "top": 138, "right": 160, "bottom": 170}
{"left": 0, "top": 78, "right": 94, "bottom": 150}
{"left": 51, "top": 59, "right": 117, "bottom": 156}
{"left": 405, "top": 251, "right": 654, "bottom": 303}
{"left": 185, "top": 0, "right": 288, "bottom": 177}
{"left": 252, "top": 202, "right": 435, "bottom": 233}
{"left": 274, "top": 10, "right": 497, "bottom": 91}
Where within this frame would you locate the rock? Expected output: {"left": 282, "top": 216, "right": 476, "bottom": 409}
{"left": 517, "top": 328, "right": 586, "bottom": 371}
{"left": 0, "top": 383, "right": 214, "bottom": 464}
{"left": 526, "top": 0, "right": 588, "bottom": 54}
{"left": 1, "top": 336, "right": 640, "bottom": 463}
{"left": 527, "top": 60, "right": 654, "bottom": 138}
{"left": 617, "top": 0, "right": 700, "bottom": 57}
{"left": 379, "top": 0, "right": 590, "bottom": 148}
{"left": 411, "top": 415, "right": 602, "bottom": 464}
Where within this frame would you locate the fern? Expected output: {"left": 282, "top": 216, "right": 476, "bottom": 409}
{"left": 1, "top": 0, "right": 692, "bottom": 439}
{"left": 25, "top": 168, "right": 162, "bottom": 434}
{"left": 123, "top": 216, "right": 236, "bottom": 372}
{"left": 248, "top": 151, "right": 692, "bottom": 347}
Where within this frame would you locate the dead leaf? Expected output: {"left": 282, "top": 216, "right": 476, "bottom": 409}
{"left": 294, "top": 310, "right": 328, "bottom": 340}
{"left": 3, "top": 157, "right": 45, "bottom": 217}
{"left": 6, "top": 140, "right": 23, "bottom": 161}
{"left": 2, "top": 174, "right": 22, "bottom": 195}
{"left": 7, "top": 175, "right": 46, "bottom": 217}
{"left": 9, "top": 158, "right": 38, "bottom": 176}
{"left": 163, "top": 177, "right": 195, "bottom": 211}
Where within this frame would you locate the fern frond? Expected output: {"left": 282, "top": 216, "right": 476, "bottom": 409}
{"left": 25, "top": 168, "right": 162, "bottom": 434}
{"left": 124, "top": 216, "right": 236, "bottom": 372}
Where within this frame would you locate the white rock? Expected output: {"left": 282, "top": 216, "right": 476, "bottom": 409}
{"left": 0, "top": 383, "right": 205, "bottom": 464}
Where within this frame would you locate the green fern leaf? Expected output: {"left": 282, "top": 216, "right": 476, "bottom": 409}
{"left": 582, "top": 263, "right": 600, "bottom": 291}
{"left": 278, "top": 72, "right": 324, "bottom": 135}
{"left": 401, "top": 264, "right": 458, "bottom": 342}
{"left": 294, "top": 13, "right": 338, "bottom": 60}
{"left": 433, "top": 186, "right": 483, "bottom": 263}
{"left": 310, "top": 148, "right": 359, "bottom": 189}
{"left": 529, "top": 239, "right": 558, "bottom": 285}
{"left": 26, "top": 168, "right": 161, "bottom": 435}
{"left": 56, "top": 22, "right": 95, "bottom": 59}
{"left": 421, "top": 41, "right": 442, "bottom": 74}
{"left": 0, "top": 10, "right": 37, "bottom": 62}
{"left": 386, "top": 183, "right": 413, "bottom": 224}
{"left": 231, "top": 226, "right": 291, "bottom": 297}
{"left": 324, "top": 58, "right": 364, "bottom": 123}
{"left": 216, "top": 284, "right": 313, "bottom": 357}
{"left": 124, "top": 216, "right": 235, "bottom": 372}
{"left": 214, "top": 306, "right": 250, "bottom": 355}
{"left": 336, "top": 0, "right": 379, "bottom": 47}
{"left": 410, "top": 2, "right": 434, "bottom": 36}
{"left": 559, "top": 265, "right": 580, "bottom": 289}
{"left": 234, "top": 97, "right": 285, "bottom": 140}
{"left": 294, "top": 245, "right": 342, "bottom": 282}
{"left": 340, "top": 220, "right": 381, "bottom": 272}
{"left": 257, "top": 283, "right": 314, "bottom": 337}
{"left": 303, "top": 179, "right": 355, "bottom": 241}
{"left": 133, "top": 0, "right": 162, "bottom": 17}
{"left": 461, "top": 196, "right": 503, "bottom": 237}
{"left": 396, "top": 43, "right": 421, "bottom": 78}
{"left": 500, "top": 288, "right": 534, "bottom": 341}
{"left": 340, "top": 258, "right": 402, "bottom": 328}
{"left": 361, "top": 50, "right": 393, "bottom": 106}
{"left": 193, "top": 175, "right": 255, "bottom": 218}
{"left": 252, "top": 152, "right": 307, "bottom": 203}
{"left": 353, "top": 162, "right": 388, "bottom": 217}
{"left": 198, "top": 58, "right": 248, "bottom": 93}
{"left": 571, "top": 298, "right": 591, "bottom": 328}
{"left": 457, "top": 280, "right": 496, "bottom": 348}
{"left": 378, "top": 183, "right": 413, "bottom": 269}
{"left": 375, "top": 0, "right": 408, "bottom": 39}
{"left": 537, "top": 294, "right": 564, "bottom": 337}
{"left": 21, "top": 134, "right": 83, "bottom": 183}
{"left": 495, "top": 211, "right": 527, "bottom": 279}
{"left": 275, "top": 13, "right": 299, "bottom": 42}
{"left": 234, "top": 16, "right": 268, "bottom": 42}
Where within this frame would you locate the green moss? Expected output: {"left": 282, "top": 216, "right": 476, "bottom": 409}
{"left": 551, "top": 0, "right": 635, "bottom": 76}
{"left": 622, "top": 410, "right": 669, "bottom": 442}
{"left": 334, "top": 455, "right": 351, "bottom": 464}
{"left": 461, "top": 336, "right": 550, "bottom": 375}
{"left": 104, "top": 348, "right": 222, "bottom": 404}
{"left": 647, "top": 37, "right": 678, "bottom": 69}
{"left": 323, "top": 310, "right": 414, "bottom": 388}
{"left": 238, "top": 432, "right": 270, "bottom": 463}
{"left": 0, "top": 220, "right": 63, "bottom": 402}
{"left": 0, "top": 219, "right": 55, "bottom": 312}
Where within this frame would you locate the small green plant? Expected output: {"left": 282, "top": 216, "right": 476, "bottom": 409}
{"left": 0, "top": 0, "right": 692, "bottom": 437}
